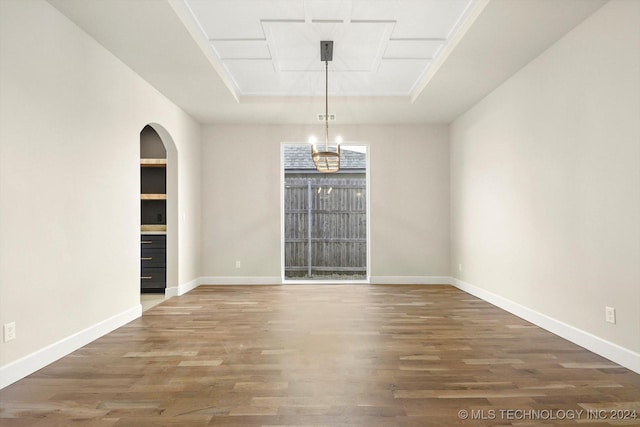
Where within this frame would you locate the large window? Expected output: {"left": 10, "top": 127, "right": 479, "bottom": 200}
{"left": 282, "top": 144, "right": 368, "bottom": 282}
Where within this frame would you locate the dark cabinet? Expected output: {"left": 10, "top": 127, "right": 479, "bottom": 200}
{"left": 141, "top": 234, "right": 166, "bottom": 293}
{"left": 141, "top": 158, "right": 166, "bottom": 293}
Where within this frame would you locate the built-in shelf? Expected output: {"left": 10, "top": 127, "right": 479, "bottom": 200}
{"left": 141, "top": 194, "right": 167, "bottom": 200}
{"left": 140, "top": 158, "right": 167, "bottom": 167}
{"left": 141, "top": 128, "right": 167, "bottom": 294}
{"left": 141, "top": 224, "right": 167, "bottom": 232}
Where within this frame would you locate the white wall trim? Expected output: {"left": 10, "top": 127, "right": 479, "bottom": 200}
{"left": 0, "top": 304, "right": 141, "bottom": 389}
{"left": 370, "top": 276, "right": 452, "bottom": 285}
{"left": 165, "top": 277, "right": 203, "bottom": 297}
{"left": 4, "top": 276, "right": 637, "bottom": 390}
{"left": 200, "top": 276, "right": 283, "bottom": 285}
{"left": 164, "top": 286, "right": 179, "bottom": 298}
{"left": 199, "top": 276, "right": 453, "bottom": 286}
{"left": 451, "top": 277, "right": 640, "bottom": 375}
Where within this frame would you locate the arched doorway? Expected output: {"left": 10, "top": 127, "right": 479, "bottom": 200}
{"left": 139, "top": 124, "right": 178, "bottom": 309}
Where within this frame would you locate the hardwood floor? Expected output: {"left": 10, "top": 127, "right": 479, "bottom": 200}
{"left": 1, "top": 285, "right": 639, "bottom": 426}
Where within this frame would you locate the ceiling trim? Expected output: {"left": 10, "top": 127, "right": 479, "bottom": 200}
{"left": 48, "top": 0, "right": 609, "bottom": 124}
{"left": 177, "top": 0, "right": 480, "bottom": 99}
{"left": 169, "top": 0, "right": 241, "bottom": 103}
{"left": 410, "top": 0, "right": 490, "bottom": 102}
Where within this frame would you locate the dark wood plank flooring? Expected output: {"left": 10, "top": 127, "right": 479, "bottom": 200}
{"left": 1, "top": 285, "right": 639, "bottom": 426}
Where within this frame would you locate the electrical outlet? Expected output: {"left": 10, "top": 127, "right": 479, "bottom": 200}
{"left": 235, "top": 260, "right": 241, "bottom": 269}
{"left": 605, "top": 306, "right": 616, "bottom": 324}
{"left": 3, "top": 322, "right": 16, "bottom": 342}
{"left": 458, "top": 263, "right": 463, "bottom": 272}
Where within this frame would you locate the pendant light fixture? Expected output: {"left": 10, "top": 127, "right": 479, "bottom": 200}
{"left": 310, "top": 41, "right": 341, "bottom": 173}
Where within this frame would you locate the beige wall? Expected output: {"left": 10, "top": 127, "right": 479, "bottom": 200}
{"left": 200, "top": 124, "right": 450, "bottom": 280}
{"left": 450, "top": 0, "right": 640, "bottom": 353}
{"left": 3, "top": 0, "right": 637, "bottom": 381}
{"left": 0, "top": 0, "right": 201, "bottom": 367}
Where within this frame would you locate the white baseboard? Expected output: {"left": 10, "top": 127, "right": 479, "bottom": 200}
{"left": 165, "top": 277, "right": 203, "bottom": 297}
{"left": 0, "top": 304, "right": 141, "bottom": 389}
{"left": 165, "top": 287, "right": 179, "bottom": 297}
{"left": 199, "top": 276, "right": 282, "bottom": 285}
{"left": 4, "top": 277, "right": 636, "bottom": 390}
{"left": 451, "top": 277, "right": 640, "bottom": 375}
{"left": 199, "top": 276, "right": 452, "bottom": 285}
{"left": 370, "top": 276, "right": 452, "bottom": 285}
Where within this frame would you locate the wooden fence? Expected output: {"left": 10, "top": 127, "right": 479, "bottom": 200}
{"left": 284, "top": 176, "right": 366, "bottom": 279}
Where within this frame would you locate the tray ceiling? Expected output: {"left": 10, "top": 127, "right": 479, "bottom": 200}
{"left": 182, "top": 0, "right": 476, "bottom": 97}
{"left": 47, "top": 0, "right": 608, "bottom": 124}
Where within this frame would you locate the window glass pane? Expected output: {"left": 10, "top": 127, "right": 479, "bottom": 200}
{"left": 283, "top": 144, "right": 367, "bottom": 281}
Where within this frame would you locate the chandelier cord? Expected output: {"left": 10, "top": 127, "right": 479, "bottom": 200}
{"left": 325, "top": 57, "right": 329, "bottom": 152}
{"left": 310, "top": 41, "right": 339, "bottom": 173}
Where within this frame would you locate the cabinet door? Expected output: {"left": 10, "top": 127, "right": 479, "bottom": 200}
{"left": 141, "top": 234, "right": 166, "bottom": 249}
{"left": 141, "top": 248, "right": 165, "bottom": 267}
{"left": 141, "top": 234, "right": 166, "bottom": 292}
{"left": 141, "top": 266, "right": 166, "bottom": 291}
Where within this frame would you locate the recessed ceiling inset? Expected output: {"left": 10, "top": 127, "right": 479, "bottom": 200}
{"left": 182, "top": 0, "right": 477, "bottom": 97}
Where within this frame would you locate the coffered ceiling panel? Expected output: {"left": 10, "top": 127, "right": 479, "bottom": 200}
{"left": 49, "top": 0, "right": 608, "bottom": 124}
{"left": 262, "top": 21, "right": 394, "bottom": 72}
{"left": 186, "top": 1, "right": 305, "bottom": 39}
{"left": 183, "top": 0, "right": 475, "bottom": 97}
{"left": 350, "top": 0, "right": 474, "bottom": 38}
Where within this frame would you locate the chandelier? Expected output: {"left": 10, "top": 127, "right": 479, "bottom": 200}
{"left": 310, "top": 41, "right": 341, "bottom": 173}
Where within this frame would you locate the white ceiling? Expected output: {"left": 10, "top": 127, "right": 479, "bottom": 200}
{"left": 48, "top": 0, "right": 607, "bottom": 124}
{"left": 182, "top": 0, "right": 476, "bottom": 97}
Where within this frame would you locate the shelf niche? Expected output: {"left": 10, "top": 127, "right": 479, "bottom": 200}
{"left": 140, "top": 125, "right": 167, "bottom": 293}
{"left": 140, "top": 126, "right": 167, "bottom": 227}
